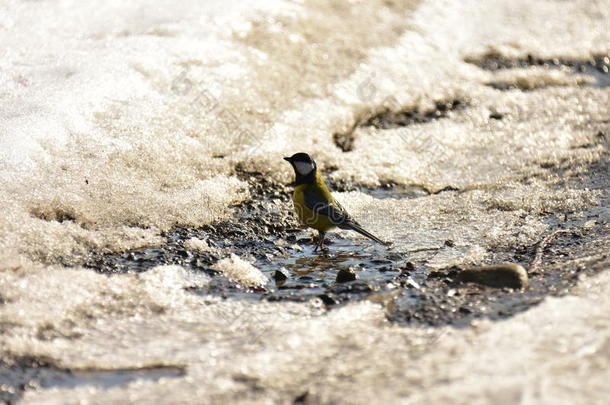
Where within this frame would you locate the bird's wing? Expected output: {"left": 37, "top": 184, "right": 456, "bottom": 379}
{"left": 303, "top": 191, "right": 352, "bottom": 227}
{"left": 303, "top": 189, "right": 387, "bottom": 245}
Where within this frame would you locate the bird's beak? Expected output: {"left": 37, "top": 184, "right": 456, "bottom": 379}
{"left": 283, "top": 157, "right": 292, "bottom": 162}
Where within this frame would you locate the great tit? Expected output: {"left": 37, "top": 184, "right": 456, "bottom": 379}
{"left": 284, "top": 152, "right": 386, "bottom": 250}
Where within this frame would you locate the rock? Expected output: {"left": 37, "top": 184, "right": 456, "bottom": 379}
{"left": 457, "top": 264, "right": 528, "bottom": 289}
{"left": 317, "top": 294, "right": 337, "bottom": 306}
{"left": 336, "top": 267, "right": 357, "bottom": 283}
{"left": 273, "top": 270, "right": 288, "bottom": 286}
{"left": 331, "top": 280, "right": 372, "bottom": 294}
{"left": 405, "top": 277, "right": 420, "bottom": 289}
{"left": 401, "top": 262, "right": 415, "bottom": 274}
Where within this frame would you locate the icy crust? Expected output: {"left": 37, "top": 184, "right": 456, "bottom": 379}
{"left": 484, "top": 67, "right": 595, "bottom": 91}
{"left": 236, "top": 0, "right": 609, "bottom": 188}
{"left": 0, "top": 0, "right": 418, "bottom": 265}
{"left": 333, "top": 183, "right": 599, "bottom": 268}
{"left": 0, "top": 254, "right": 324, "bottom": 370}
{"left": 212, "top": 254, "right": 268, "bottom": 287}
{"left": 183, "top": 237, "right": 214, "bottom": 253}
{"left": 0, "top": 257, "right": 209, "bottom": 333}
{"left": 6, "top": 268, "right": 609, "bottom": 405}
{"left": 0, "top": 174, "right": 245, "bottom": 264}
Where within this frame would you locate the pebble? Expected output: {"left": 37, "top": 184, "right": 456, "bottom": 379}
{"left": 401, "top": 262, "right": 415, "bottom": 274}
{"left": 405, "top": 277, "right": 420, "bottom": 289}
{"left": 273, "top": 270, "right": 288, "bottom": 285}
{"left": 336, "top": 267, "right": 357, "bottom": 283}
{"left": 457, "top": 263, "right": 528, "bottom": 289}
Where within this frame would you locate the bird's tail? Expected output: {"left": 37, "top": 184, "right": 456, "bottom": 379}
{"left": 345, "top": 222, "right": 388, "bottom": 246}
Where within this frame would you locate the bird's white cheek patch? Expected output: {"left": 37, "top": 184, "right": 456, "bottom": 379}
{"left": 294, "top": 161, "right": 314, "bottom": 175}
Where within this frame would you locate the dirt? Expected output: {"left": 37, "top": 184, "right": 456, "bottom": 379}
{"left": 333, "top": 99, "right": 466, "bottom": 152}
{"left": 465, "top": 52, "right": 610, "bottom": 89}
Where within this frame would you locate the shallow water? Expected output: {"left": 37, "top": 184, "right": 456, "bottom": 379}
{"left": 0, "top": 355, "right": 185, "bottom": 403}
{"left": 1, "top": 0, "right": 610, "bottom": 403}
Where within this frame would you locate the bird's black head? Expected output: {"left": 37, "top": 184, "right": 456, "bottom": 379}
{"left": 283, "top": 152, "right": 317, "bottom": 185}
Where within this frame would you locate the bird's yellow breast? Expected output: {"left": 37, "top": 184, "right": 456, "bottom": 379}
{"left": 292, "top": 183, "right": 336, "bottom": 232}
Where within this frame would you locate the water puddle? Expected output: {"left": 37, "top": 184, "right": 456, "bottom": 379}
{"left": 0, "top": 357, "right": 184, "bottom": 404}
{"left": 253, "top": 236, "right": 413, "bottom": 304}
{"left": 42, "top": 366, "right": 185, "bottom": 390}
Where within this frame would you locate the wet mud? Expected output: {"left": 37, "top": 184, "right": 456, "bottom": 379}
{"left": 333, "top": 99, "right": 465, "bottom": 152}
{"left": 84, "top": 151, "right": 610, "bottom": 328}
{"left": 466, "top": 52, "right": 610, "bottom": 89}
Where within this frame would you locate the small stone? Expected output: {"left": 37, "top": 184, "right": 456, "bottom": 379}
{"left": 459, "top": 306, "right": 472, "bottom": 314}
{"left": 317, "top": 294, "right": 337, "bottom": 306}
{"left": 336, "top": 267, "right": 357, "bottom": 283}
{"left": 273, "top": 270, "right": 288, "bottom": 285}
{"left": 457, "top": 263, "right": 528, "bottom": 289}
{"left": 405, "top": 277, "right": 420, "bottom": 289}
{"left": 371, "top": 258, "right": 392, "bottom": 265}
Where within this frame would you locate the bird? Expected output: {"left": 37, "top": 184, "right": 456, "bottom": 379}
{"left": 283, "top": 152, "right": 387, "bottom": 250}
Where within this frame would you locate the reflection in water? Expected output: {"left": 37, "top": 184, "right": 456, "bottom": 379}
{"left": 257, "top": 236, "right": 414, "bottom": 301}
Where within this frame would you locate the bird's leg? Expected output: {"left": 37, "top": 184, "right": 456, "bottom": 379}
{"left": 314, "top": 231, "right": 326, "bottom": 252}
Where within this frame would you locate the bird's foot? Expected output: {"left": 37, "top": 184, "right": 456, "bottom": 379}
{"left": 313, "top": 240, "right": 325, "bottom": 252}
{"left": 313, "top": 233, "right": 328, "bottom": 252}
